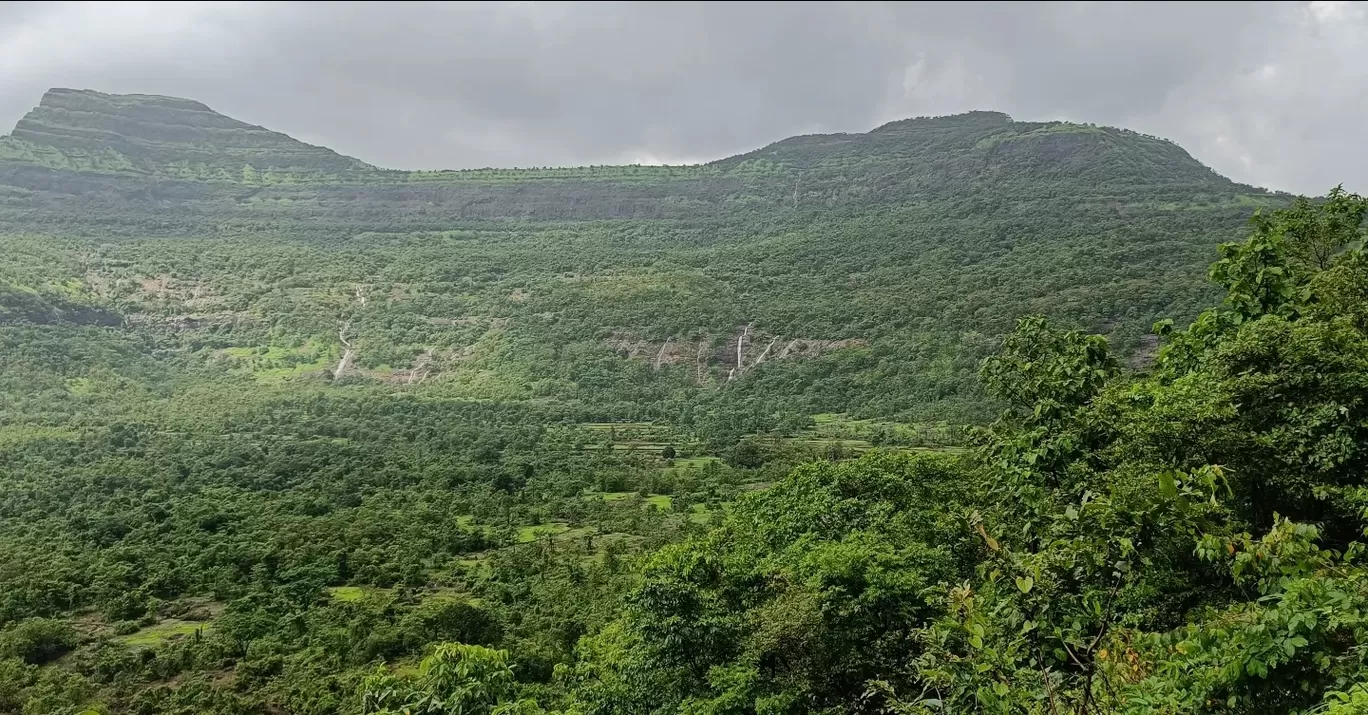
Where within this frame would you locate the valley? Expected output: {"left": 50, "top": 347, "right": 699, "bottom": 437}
{"left": 3, "top": 89, "right": 1366, "bottom": 714}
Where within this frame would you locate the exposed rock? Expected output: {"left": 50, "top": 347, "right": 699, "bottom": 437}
{"left": 607, "top": 327, "right": 868, "bottom": 383}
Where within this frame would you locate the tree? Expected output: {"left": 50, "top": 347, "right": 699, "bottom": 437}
{"left": 901, "top": 189, "right": 1368, "bottom": 714}
{"left": 566, "top": 452, "right": 968, "bottom": 714}
{"left": 726, "top": 439, "right": 765, "bottom": 469}
{"left": 360, "top": 643, "right": 543, "bottom": 715}
{"left": 0, "top": 619, "right": 76, "bottom": 666}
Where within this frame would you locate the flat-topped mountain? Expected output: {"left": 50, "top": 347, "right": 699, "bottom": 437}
{"left": 6, "top": 88, "right": 371, "bottom": 176}
{"left": 717, "top": 109, "right": 1230, "bottom": 190}
{"left": 0, "top": 88, "right": 1285, "bottom": 419}
{"left": 3, "top": 92, "right": 1230, "bottom": 192}
{"left": 0, "top": 89, "right": 1258, "bottom": 230}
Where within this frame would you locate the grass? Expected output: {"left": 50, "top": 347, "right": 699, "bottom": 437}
{"left": 579, "top": 421, "right": 656, "bottom": 431}
{"left": 667, "top": 456, "right": 718, "bottom": 469}
{"left": 517, "top": 522, "right": 570, "bottom": 542}
{"left": 328, "top": 586, "right": 369, "bottom": 602}
{"left": 118, "top": 619, "right": 212, "bottom": 648}
{"left": 561, "top": 526, "right": 599, "bottom": 541}
{"left": 0, "top": 425, "right": 78, "bottom": 448}
{"left": 590, "top": 492, "right": 673, "bottom": 511}
{"left": 786, "top": 412, "right": 960, "bottom": 453}
{"left": 217, "top": 342, "right": 336, "bottom": 382}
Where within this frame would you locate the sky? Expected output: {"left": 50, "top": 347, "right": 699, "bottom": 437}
{"left": 1, "top": 1, "right": 1365, "bottom": 195}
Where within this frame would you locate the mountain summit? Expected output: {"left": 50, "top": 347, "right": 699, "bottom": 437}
{"left": 2, "top": 89, "right": 1233, "bottom": 191}
{"left": 4, "top": 88, "right": 371, "bottom": 177}
{"left": 0, "top": 88, "right": 1269, "bottom": 237}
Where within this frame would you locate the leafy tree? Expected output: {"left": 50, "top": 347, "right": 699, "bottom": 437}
{"left": 361, "top": 643, "right": 543, "bottom": 715}
{"left": 567, "top": 453, "right": 968, "bottom": 714}
{"left": 0, "top": 618, "right": 77, "bottom": 665}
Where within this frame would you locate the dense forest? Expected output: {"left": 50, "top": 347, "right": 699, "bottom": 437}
{"left": 2, "top": 89, "right": 1365, "bottom": 714}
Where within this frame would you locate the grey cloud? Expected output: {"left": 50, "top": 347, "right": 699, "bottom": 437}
{"left": 1, "top": 1, "right": 1364, "bottom": 194}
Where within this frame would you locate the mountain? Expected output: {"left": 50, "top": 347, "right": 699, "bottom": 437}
{"left": 5, "top": 91, "right": 1355, "bottom": 715}
{"left": 0, "top": 89, "right": 1283, "bottom": 421}
{"left": 2, "top": 89, "right": 1259, "bottom": 231}
{"left": 5, "top": 88, "right": 370, "bottom": 175}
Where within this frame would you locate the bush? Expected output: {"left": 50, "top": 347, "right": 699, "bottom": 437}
{"left": 0, "top": 618, "right": 77, "bottom": 665}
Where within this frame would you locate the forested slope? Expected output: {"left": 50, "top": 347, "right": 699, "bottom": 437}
{"left": 6, "top": 89, "right": 1361, "bottom": 715}
{"left": 0, "top": 89, "right": 1283, "bottom": 423}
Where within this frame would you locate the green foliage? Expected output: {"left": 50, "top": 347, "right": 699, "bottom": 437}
{"left": 3, "top": 87, "right": 1364, "bottom": 714}
{"left": 0, "top": 618, "right": 77, "bottom": 665}
{"left": 896, "top": 188, "right": 1368, "bottom": 715}
{"left": 0, "top": 90, "right": 1285, "bottom": 423}
{"left": 361, "top": 643, "right": 542, "bottom": 715}
{"left": 565, "top": 453, "right": 969, "bottom": 714}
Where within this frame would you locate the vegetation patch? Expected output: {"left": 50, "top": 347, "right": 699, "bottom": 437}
{"left": 117, "top": 619, "right": 212, "bottom": 649}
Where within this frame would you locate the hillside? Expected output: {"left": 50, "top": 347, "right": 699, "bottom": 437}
{"left": 0, "top": 89, "right": 1282, "bottom": 424}
{"left": 5, "top": 88, "right": 371, "bottom": 175}
{"left": 2, "top": 91, "right": 1252, "bottom": 230}
{"left": 8, "top": 90, "right": 1367, "bottom": 715}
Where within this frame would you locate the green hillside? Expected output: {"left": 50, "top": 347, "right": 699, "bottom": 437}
{"left": 0, "top": 89, "right": 1283, "bottom": 425}
{"left": 10, "top": 90, "right": 1368, "bottom": 715}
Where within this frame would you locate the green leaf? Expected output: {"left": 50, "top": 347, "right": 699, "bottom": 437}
{"left": 1158, "top": 472, "right": 1178, "bottom": 499}
{"left": 1015, "top": 576, "right": 1034, "bottom": 594}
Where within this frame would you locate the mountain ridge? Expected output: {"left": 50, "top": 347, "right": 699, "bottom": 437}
{"left": 4, "top": 88, "right": 1242, "bottom": 190}
{"left": 0, "top": 88, "right": 1287, "bottom": 420}
{"left": 0, "top": 88, "right": 1279, "bottom": 240}
{"left": 0, "top": 87, "right": 1364, "bottom": 715}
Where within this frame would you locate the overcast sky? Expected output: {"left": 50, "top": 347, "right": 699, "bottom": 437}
{"left": 1, "top": 1, "right": 1365, "bottom": 194}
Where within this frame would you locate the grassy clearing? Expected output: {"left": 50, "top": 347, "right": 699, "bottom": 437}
{"left": 517, "top": 522, "right": 570, "bottom": 542}
{"left": 118, "top": 619, "right": 212, "bottom": 648}
{"left": 560, "top": 526, "right": 599, "bottom": 542}
{"left": 669, "top": 456, "right": 718, "bottom": 469}
{"left": 328, "top": 586, "right": 369, "bottom": 602}
{"left": 0, "top": 425, "right": 79, "bottom": 448}
{"left": 589, "top": 492, "right": 673, "bottom": 510}
{"left": 789, "top": 413, "right": 960, "bottom": 452}
{"left": 217, "top": 342, "right": 336, "bottom": 382}
{"left": 576, "top": 421, "right": 685, "bottom": 453}
{"left": 579, "top": 421, "right": 656, "bottom": 431}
